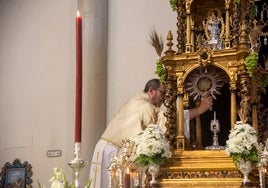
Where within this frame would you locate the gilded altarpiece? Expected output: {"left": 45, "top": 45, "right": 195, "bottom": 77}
{"left": 157, "top": 0, "right": 268, "bottom": 187}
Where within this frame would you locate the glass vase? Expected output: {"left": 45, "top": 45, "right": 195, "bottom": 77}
{"left": 148, "top": 164, "right": 160, "bottom": 186}
{"left": 236, "top": 160, "right": 254, "bottom": 186}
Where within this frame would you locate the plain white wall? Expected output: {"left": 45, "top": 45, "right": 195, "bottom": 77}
{"left": 0, "top": 0, "right": 176, "bottom": 187}
{"left": 0, "top": 0, "right": 77, "bottom": 186}
{"left": 107, "top": 0, "right": 177, "bottom": 122}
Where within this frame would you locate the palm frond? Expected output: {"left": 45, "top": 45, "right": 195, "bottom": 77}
{"left": 149, "top": 29, "right": 164, "bottom": 57}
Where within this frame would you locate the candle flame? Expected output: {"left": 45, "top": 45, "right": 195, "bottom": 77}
{"left": 77, "top": 10, "right": 80, "bottom": 17}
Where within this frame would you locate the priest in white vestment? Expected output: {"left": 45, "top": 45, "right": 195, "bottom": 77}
{"left": 89, "top": 78, "right": 213, "bottom": 188}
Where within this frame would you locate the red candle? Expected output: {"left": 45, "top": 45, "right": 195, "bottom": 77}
{"left": 75, "top": 11, "right": 82, "bottom": 143}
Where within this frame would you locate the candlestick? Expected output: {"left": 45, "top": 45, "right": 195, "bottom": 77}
{"left": 75, "top": 10, "right": 82, "bottom": 143}
{"left": 124, "top": 173, "right": 130, "bottom": 188}
{"left": 69, "top": 142, "right": 86, "bottom": 188}
{"left": 69, "top": 12, "right": 85, "bottom": 188}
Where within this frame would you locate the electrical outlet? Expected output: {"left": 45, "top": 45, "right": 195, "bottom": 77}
{"left": 47, "top": 150, "right": 62, "bottom": 157}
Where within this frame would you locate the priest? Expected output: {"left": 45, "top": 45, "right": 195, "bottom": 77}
{"left": 89, "top": 78, "right": 213, "bottom": 188}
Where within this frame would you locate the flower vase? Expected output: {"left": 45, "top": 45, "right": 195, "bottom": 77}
{"left": 148, "top": 164, "right": 160, "bottom": 186}
{"left": 139, "top": 166, "right": 147, "bottom": 188}
{"left": 236, "top": 160, "right": 254, "bottom": 186}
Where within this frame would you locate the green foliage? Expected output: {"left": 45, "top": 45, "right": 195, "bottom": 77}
{"left": 231, "top": 146, "right": 259, "bottom": 164}
{"left": 169, "top": 0, "right": 178, "bottom": 11}
{"left": 134, "top": 151, "right": 168, "bottom": 166}
{"left": 245, "top": 52, "right": 258, "bottom": 77}
{"left": 155, "top": 60, "right": 166, "bottom": 83}
{"left": 245, "top": 52, "right": 268, "bottom": 93}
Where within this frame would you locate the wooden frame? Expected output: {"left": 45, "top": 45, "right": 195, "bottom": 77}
{"left": 0, "top": 159, "right": 33, "bottom": 188}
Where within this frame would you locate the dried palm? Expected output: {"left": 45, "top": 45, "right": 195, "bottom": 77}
{"left": 149, "top": 29, "right": 164, "bottom": 57}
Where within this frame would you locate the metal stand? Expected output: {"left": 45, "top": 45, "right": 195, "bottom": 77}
{"left": 68, "top": 142, "right": 86, "bottom": 188}
{"left": 205, "top": 111, "right": 225, "bottom": 150}
{"left": 258, "top": 142, "right": 268, "bottom": 188}
{"left": 258, "top": 166, "right": 266, "bottom": 188}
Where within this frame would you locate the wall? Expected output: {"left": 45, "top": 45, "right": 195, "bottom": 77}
{"left": 0, "top": 0, "right": 80, "bottom": 186}
{"left": 107, "top": 0, "right": 177, "bottom": 122}
{"left": 0, "top": 0, "right": 176, "bottom": 187}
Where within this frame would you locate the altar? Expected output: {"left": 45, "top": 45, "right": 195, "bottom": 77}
{"left": 106, "top": 0, "right": 268, "bottom": 187}
{"left": 154, "top": 0, "right": 268, "bottom": 187}
{"left": 159, "top": 150, "right": 244, "bottom": 187}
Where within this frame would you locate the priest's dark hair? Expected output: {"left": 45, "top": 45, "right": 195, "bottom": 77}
{"left": 143, "top": 78, "right": 161, "bottom": 92}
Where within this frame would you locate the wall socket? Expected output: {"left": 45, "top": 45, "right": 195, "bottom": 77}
{"left": 47, "top": 150, "right": 62, "bottom": 157}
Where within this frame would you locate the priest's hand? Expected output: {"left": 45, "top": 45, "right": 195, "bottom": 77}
{"left": 200, "top": 93, "right": 213, "bottom": 113}
{"left": 189, "top": 93, "right": 213, "bottom": 120}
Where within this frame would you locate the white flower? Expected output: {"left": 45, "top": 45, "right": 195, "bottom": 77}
{"left": 50, "top": 181, "right": 65, "bottom": 188}
{"left": 36, "top": 167, "right": 91, "bottom": 188}
{"left": 225, "top": 121, "right": 259, "bottom": 163}
{"left": 49, "top": 167, "right": 66, "bottom": 188}
{"left": 131, "top": 124, "right": 171, "bottom": 166}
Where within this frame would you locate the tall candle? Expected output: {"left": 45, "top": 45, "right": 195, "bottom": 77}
{"left": 124, "top": 174, "right": 130, "bottom": 188}
{"left": 75, "top": 11, "right": 82, "bottom": 143}
{"left": 124, "top": 167, "right": 130, "bottom": 188}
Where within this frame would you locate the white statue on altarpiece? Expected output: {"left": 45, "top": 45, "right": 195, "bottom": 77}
{"left": 208, "top": 11, "right": 220, "bottom": 45}
{"left": 203, "top": 9, "right": 224, "bottom": 50}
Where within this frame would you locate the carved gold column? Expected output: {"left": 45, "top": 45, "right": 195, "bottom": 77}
{"left": 224, "top": 0, "right": 231, "bottom": 49}
{"left": 229, "top": 63, "right": 238, "bottom": 127}
{"left": 162, "top": 31, "right": 178, "bottom": 149}
{"left": 252, "top": 105, "right": 258, "bottom": 131}
{"left": 239, "top": 70, "right": 251, "bottom": 123}
{"left": 164, "top": 69, "right": 177, "bottom": 149}
{"left": 239, "top": 21, "right": 249, "bottom": 49}
{"left": 250, "top": 71, "right": 262, "bottom": 132}
{"left": 190, "top": 15, "right": 195, "bottom": 52}
{"left": 185, "top": 0, "right": 192, "bottom": 53}
{"left": 230, "top": 77, "right": 237, "bottom": 128}
{"left": 176, "top": 73, "right": 185, "bottom": 150}
{"left": 177, "top": 94, "right": 184, "bottom": 150}
{"left": 251, "top": 80, "right": 258, "bottom": 131}
{"left": 230, "top": 88, "right": 237, "bottom": 128}
{"left": 176, "top": 1, "right": 186, "bottom": 54}
{"left": 231, "top": 2, "right": 240, "bottom": 48}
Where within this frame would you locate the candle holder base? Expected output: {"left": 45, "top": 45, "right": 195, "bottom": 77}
{"left": 205, "top": 145, "right": 225, "bottom": 150}
{"left": 68, "top": 142, "right": 86, "bottom": 188}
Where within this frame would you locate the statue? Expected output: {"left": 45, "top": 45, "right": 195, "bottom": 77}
{"left": 203, "top": 9, "right": 224, "bottom": 50}
{"left": 207, "top": 11, "right": 220, "bottom": 45}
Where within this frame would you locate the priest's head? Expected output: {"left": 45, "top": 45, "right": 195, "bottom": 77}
{"left": 144, "top": 78, "right": 166, "bottom": 107}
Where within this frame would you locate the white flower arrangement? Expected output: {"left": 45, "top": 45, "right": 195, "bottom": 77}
{"left": 37, "top": 167, "right": 91, "bottom": 188}
{"left": 130, "top": 124, "right": 172, "bottom": 166}
{"left": 225, "top": 121, "right": 259, "bottom": 163}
